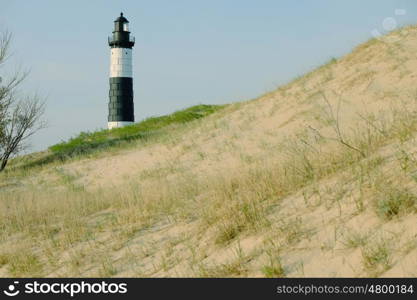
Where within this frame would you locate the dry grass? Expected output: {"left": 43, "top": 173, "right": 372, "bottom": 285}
{"left": 373, "top": 182, "right": 417, "bottom": 219}
{"left": 362, "top": 238, "right": 393, "bottom": 276}
{"left": 1, "top": 26, "right": 417, "bottom": 277}
{"left": 1, "top": 100, "right": 415, "bottom": 277}
{"left": 342, "top": 230, "right": 369, "bottom": 249}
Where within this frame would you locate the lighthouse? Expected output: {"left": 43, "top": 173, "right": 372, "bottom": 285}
{"left": 108, "top": 13, "right": 135, "bottom": 129}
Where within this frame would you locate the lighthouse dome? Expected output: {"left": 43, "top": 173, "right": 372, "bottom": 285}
{"left": 115, "top": 12, "right": 129, "bottom": 23}
{"left": 113, "top": 12, "right": 131, "bottom": 33}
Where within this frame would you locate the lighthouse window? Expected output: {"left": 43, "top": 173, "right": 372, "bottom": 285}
{"left": 123, "top": 23, "right": 129, "bottom": 31}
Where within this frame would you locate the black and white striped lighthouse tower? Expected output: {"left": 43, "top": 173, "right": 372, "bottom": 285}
{"left": 108, "top": 13, "right": 135, "bottom": 129}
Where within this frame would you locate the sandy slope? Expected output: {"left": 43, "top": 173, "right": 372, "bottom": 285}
{"left": 1, "top": 26, "right": 417, "bottom": 277}
{"left": 59, "top": 26, "right": 417, "bottom": 190}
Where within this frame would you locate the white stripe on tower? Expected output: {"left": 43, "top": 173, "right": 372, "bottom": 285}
{"left": 110, "top": 48, "right": 132, "bottom": 78}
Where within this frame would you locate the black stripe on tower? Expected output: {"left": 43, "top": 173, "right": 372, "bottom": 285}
{"left": 108, "top": 77, "right": 134, "bottom": 122}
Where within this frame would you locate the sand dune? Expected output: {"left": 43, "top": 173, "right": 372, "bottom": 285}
{"left": 0, "top": 26, "right": 416, "bottom": 277}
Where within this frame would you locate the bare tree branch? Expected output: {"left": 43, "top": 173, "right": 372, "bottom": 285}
{"left": 0, "top": 31, "right": 11, "bottom": 66}
{"left": 310, "top": 92, "right": 366, "bottom": 158}
{"left": 0, "top": 31, "right": 45, "bottom": 172}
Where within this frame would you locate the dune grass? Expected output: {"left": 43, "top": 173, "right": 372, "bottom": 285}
{"left": 1, "top": 27, "right": 417, "bottom": 277}
{"left": 49, "top": 104, "right": 225, "bottom": 157}
{"left": 1, "top": 96, "right": 417, "bottom": 277}
{"left": 6, "top": 104, "right": 225, "bottom": 171}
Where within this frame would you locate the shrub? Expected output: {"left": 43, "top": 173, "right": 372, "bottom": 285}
{"left": 375, "top": 186, "right": 417, "bottom": 219}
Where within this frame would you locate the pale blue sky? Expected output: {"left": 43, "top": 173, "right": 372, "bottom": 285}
{"left": 1, "top": 0, "right": 417, "bottom": 151}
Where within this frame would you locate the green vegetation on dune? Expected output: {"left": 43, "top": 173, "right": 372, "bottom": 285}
{"left": 16, "top": 104, "right": 225, "bottom": 170}
{"left": 50, "top": 104, "right": 224, "bottom": 157}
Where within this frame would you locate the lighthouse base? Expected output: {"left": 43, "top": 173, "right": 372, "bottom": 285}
{"left": 108, "top": 121, "right": 134, "bottom": 130}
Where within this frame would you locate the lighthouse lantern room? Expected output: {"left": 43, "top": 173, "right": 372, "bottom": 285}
{"left": 108, "top": 13, "right": 135, "bottom": 129}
